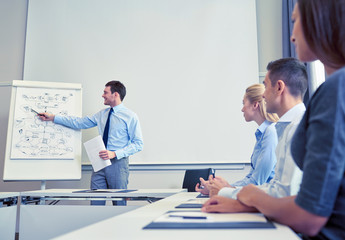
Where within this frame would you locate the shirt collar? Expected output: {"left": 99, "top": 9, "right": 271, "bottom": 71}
{"left": 111, "top": 103, "right": 125, "bottom": 113}
{"left": 278, "top": 103, "right": 306, "bottom": 123}
{"left": 257, "top": 120, "right": 271, "bottom": 134}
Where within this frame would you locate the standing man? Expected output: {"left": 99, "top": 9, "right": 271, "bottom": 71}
{"left": 40, "top": 81, "right": 143, "bottom": 205}
{"left": 202, "top": 57, "right": 308, "bottom": 213}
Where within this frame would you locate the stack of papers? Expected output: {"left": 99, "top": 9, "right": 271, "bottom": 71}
{"left": 143, "top": 211, "right": 275, "bottom": 229}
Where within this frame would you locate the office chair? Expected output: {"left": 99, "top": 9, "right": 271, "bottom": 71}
{"left": 182, "top": 168, "right": 215, "bottom": 192}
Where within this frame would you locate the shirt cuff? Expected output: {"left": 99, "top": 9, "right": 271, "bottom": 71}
{"left": 218, "top": 187, "right": 241, "bottom": 199}
{"left": 53, "top": 115, "right": 62, "bottom": 124}
{"left": 115, "top": 149, "right": 125, "bottom": 160}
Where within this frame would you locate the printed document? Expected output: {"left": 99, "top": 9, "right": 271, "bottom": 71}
{"left": 84, "top": 135, "right": 111, "bottom": 172}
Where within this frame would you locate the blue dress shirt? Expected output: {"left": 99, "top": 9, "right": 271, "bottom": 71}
{"left": 54, "top": 103, "right": 143, "bottom": 159}
{"left": 231, "top": 120, "right": 277, "bottom": 187}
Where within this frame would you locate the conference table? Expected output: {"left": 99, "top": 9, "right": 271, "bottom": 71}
{"left": 51, "top": 191, "right": 301, "bottom": 240}
{"left": 0, "top": 192, "right": 19, "bottom": 240}
{"left": 19, "top": 188, "right": 186, "bottom": 240}
{"left": 20, "top": 188, "right": 183, "bottom": 204}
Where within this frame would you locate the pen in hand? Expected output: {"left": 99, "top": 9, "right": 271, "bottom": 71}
{"left": 30, "top": 108, "right": 44, "bottom": 116}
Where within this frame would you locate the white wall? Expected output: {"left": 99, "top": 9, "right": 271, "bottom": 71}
{"left": 0, "top": 0, "right": 43, "bottom": 191}
{"left": 256, "top": 0, "right": 283, "bottom": 81}
{"left": 24, "top": 0, "right": 260, "bottom": 166}
{"left": 0, "top": 0, "right": 282, "bottom": 192}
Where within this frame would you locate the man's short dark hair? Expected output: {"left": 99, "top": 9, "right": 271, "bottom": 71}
{"left": 266, "top": 58, "right": 308, "bottom": 98}
{"left": 105, "top": 80, "right": 126, "bottom": 101}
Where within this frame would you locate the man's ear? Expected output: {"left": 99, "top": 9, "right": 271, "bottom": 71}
{"left": 276, "top": 80, "right": 286, "bottom": 95}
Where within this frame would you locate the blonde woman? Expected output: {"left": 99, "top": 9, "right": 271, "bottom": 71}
{"left": 196, "top": 84, "right": 279, "bottom": 196}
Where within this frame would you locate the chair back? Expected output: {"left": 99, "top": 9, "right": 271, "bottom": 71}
{"left": 182, "top": 168, "right": 215, "bottom": 192}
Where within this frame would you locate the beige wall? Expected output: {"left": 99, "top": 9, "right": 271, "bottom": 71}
{"left": 0, "top": 0, "right": 282, "bottom": 192}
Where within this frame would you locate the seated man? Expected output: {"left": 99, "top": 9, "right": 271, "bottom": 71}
{"left": 202, "top": 58, "right": 308, "bottom": 213}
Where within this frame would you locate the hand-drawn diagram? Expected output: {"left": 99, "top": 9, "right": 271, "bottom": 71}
{"left": 10, "top": 87, "right": 77, "bottom": 159}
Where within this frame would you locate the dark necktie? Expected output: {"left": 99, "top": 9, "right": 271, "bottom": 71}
{"left": 103, "top": 108, "right": 113, "bottom": 148}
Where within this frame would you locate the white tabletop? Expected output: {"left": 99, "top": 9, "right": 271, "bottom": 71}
{"left": 53, "top": 192, "right": 300, "bottom": 240}
{"left": 20, "top": 188, "right": 186, "bottom": 198}
{"left": 0, "top": 192, "right": 20, "bottom": 199}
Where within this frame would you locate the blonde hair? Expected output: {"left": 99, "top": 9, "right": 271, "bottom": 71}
{"left": 245, "top": 84, "right": 279, "bottom": 122}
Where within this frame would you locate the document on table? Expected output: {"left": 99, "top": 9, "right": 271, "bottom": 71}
{"left": 175, "top": 198, "right": 209, "bottom": 208}
{"left": 183, "top": 198, "right": 209, "bottom": 204}
{"left": 155, "top": 211, "right": 267, "bottom": 223}
{"left": 83, "top": 135, "right": 111, "bottom": 172}
{"left": 196, "top": 193, "right": 209, "bottom": 198}
{"left": 143, "top": 210, "right": 275, "bottom": 229}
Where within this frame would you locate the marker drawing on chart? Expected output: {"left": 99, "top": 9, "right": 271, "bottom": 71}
{"left": 11, "top": 87, "right": 77, "bottom": 159}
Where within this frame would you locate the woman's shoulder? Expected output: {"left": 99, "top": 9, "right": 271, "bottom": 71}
{"left": 262, "top": 122, "right": 278, "bottom": 139}
{"left": 265, "top": 122, "right": 277, "bottom": 132}
{"left": 311, "top": 66, "right": 345, "bottom": 103}
{"left": 330, "top": 66, "right": 345, "bottom": 78}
